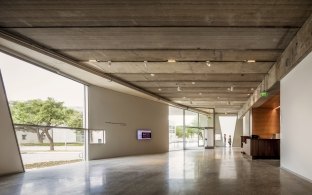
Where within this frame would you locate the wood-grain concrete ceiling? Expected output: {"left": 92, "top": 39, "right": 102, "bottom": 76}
{"left": 0, "top": 0, "right": 311, "bottom": 114}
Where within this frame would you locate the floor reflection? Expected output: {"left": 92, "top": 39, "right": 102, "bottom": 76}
{"left": 1, "top": 147, "right": 312, "bottom": 195}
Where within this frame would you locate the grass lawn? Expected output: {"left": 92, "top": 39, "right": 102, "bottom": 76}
{"left": 21, "top": 143, "right": 83, "bottom": 146}
{"left": 25, "top": 159, "right": 82, "bottom": 169}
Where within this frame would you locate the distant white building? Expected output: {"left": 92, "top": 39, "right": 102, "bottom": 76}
{"left": 16, "top": 128, "right": 83, "bottom": 144}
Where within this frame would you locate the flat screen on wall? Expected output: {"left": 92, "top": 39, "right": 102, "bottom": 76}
{"left": 137, "top": 130, "right": 152, "bottom": 140}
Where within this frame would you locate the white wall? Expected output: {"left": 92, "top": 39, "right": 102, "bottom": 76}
{"left": 281, "top": 51, "right": 312, "bottom": 181}
{"left": 233, "top": 118, "right": 243, "bottom": 147}
{"left": 0, "top": 72, "right": 24, "bottom": 175}
{"left": 88, "top": 86, "right": 169, "bottom": 160}
{"left": 243, "top": 110, "right": 251, "bottom": 136}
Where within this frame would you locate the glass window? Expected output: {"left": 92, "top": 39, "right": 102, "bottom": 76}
{"left": 185, "top": 110, "right": 198, "bottom": 127}
{"left": 90, "top": 130, "right": 105, "bottom": 144}
{"left": 169, "top": 106, "right": 183, "bottom": 150}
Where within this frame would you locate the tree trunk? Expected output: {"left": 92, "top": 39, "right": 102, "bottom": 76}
{"left": 44, "top": 128, "right": 54, "bottom": 151}
{"left": 36, "top": 128, "right": 43, "bottom": 143}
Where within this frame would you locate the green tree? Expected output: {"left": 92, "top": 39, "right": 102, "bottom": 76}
{"left": 11, "top": 98, "right": 83, "bottom": 151}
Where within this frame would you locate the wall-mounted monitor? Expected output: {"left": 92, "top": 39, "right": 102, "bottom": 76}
{"left": 137, "top": 129, "right": 152, "bottom": 140}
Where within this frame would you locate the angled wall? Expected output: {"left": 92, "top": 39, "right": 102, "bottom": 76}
{"left": 0, "top": 71, "right": 24, "bottom": 175}
{"left": 281, "top": 51, "right": 312, "bottom": 181}
{"left": 88, "top": 85, "right": 169, "bottom": 160}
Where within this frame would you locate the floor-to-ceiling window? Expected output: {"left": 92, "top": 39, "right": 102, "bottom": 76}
{"left": 169, "top": 106, "right": 184, "bottom": 150}
{"left": 0, "top": 52, "right": 86, "bottom": 170}
{"left": 169, "top": 106, "right": 215, "bottom": 151}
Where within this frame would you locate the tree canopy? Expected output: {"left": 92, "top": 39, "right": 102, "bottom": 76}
{"left": 11, "top": 97, "right": 82, "bottom": 128}
{"left": 10, "top": 98, "right": 83, "bottom": 150}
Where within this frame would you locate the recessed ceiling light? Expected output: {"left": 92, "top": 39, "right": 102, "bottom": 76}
{"left": 158, "top": 88, "right": 162, "bottom": 91}
{"left": 206, "top": 61, "right": 211, "bottom": 67}
{"left": 247, "top": 60, "right": 256, "bottom": 63}
{"left": 168, "top": 59, "right": 176, "bottom": 63}
{"left": 247, "top": 93, "right": 250, "bottom": 96}
{"left": 192, "top": 82, "right": 196, "bottom": 85}
{"left": 150, "top": 73, "right": 155, "bottom": 77}
{"left": 89, "top": 59, "right": 98, "bottom": 63}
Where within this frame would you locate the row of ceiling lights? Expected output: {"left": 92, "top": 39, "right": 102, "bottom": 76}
{"left": 157, "top": 85, "right": 254, "bottom": 93}
{"left": 89, "top": 59, "right": 256, "bottom": 64}
{"left": 90, "top": 59, "right": 256, "bottom": 78}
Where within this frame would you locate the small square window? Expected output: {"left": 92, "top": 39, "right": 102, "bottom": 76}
{"left": 89, "top": 130, "right": 105, "bottom": 144}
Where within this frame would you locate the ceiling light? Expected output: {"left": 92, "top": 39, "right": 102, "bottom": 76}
{"left": 247, "top": 60, "right": 256, "bottom": 63}
{"left": 192, "top": 82, "right": 196, "bottom": 85}
{"left": 158, "top": 88, "right": 162, "bottom": 91}
{"left": 177, "top": 86, "right": 182, "bottom": 92}
{"left": 247, "top": 93, "right": 250, "bottom": 96}
{"left": 89, "top": 59, "right": 98, "bottom": 63}
{"left": 150, "top": 73, "right": 155, "bottom": 77}
{"left": 230, "top": 86, "right": 234, "bottom": 92}
{"left": 206, "top": 61, "right": 211, "bottom": 67}
{"left": 227, "top": 88, "right": 230, "bottom": 91}
{"left": 217, "top": 97, "right": 220, "bottom": 99}
{"left": 251, "top": 88, "right": 254, "bottom": 91}
{"left": 144, "top": 61, "right": 148, "bottom": 68}
{"left": 199, "top": 92, "right": 202, "bottom": 95}
{"left": 183, "top": 96, "right": 186, "bottom": 99}
{"left": 108, "top": 61, "right": 112, "bottom": 67}
{"left": 168, "top": 59, "right": 176, "bottom": 63}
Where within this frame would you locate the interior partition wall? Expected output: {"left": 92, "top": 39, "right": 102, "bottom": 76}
{"left": 169, "top": 106, "right": 215, "bottom": 151}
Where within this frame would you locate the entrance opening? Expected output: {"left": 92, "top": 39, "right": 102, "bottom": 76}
{"left": 219, "top": 116, "right": 237, "bottom": 147}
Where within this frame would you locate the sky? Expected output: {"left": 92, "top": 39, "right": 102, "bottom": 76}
{"left": 0, "top": 52, "right": 84, "bottom": 108}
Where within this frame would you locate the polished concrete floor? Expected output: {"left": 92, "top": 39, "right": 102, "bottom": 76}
{"left": 0, "top": 148, "right": 312, "bottom": 195}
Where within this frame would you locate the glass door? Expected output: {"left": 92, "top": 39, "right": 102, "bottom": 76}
{"left": 198, "top": 128, "right": 205, "bottom": 147}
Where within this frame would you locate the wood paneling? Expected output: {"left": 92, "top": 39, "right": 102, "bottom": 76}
{"left": 252, "top": 108, "right": 280, "bottom": 138}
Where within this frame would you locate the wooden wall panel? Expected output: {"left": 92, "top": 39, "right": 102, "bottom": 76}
{"left": 252, "top": 108, "right": 280, "bottom": 138}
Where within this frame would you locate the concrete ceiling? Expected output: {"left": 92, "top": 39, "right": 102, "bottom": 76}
{"left": 0, "top": 0, "right": 311, "bottom": 114}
